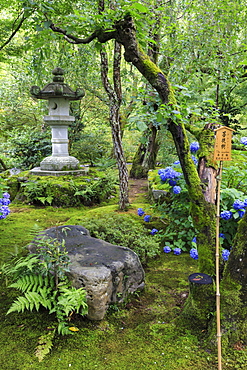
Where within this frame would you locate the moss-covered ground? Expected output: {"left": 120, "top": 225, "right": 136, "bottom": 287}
{"left": 0, "top": 200, "right": 247, "bottom": 369}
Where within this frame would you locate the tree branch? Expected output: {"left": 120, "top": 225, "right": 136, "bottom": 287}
{"left": 49, "top": 23, "right": 116, "bottom": 44}
{"left": 50, "top": 23, "right": 97, "bottom": 44}
{"left": 0, "top": 12, "right": 28, "bottom": 51}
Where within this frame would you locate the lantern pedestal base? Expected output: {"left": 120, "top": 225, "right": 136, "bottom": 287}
{"left": 39, "top": 155, "right": 80, "bottom": 171}
{"left": 30, "top": 165, "right": 89, "bottom": 177}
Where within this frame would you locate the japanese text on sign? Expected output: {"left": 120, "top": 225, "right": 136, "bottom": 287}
{"left": 213, "top": 127, "right": 234, "bottom": 161}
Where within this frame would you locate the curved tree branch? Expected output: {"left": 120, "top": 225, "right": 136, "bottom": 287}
{"left": 0, "top": 12, "right": 28, "bottom": 51}
{"left": 49, "top": 23, "right": 116, "bottom": 44}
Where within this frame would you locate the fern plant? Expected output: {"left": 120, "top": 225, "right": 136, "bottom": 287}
{"left": 3, "top": 236, "right": 88, "bottom": 336}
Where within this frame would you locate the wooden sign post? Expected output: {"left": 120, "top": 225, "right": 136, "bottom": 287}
{"left": 214, "top": 126, "right": 234, "bottom": 370}
{"left": 214, "top": 126, "right": 234, "bottom": 162}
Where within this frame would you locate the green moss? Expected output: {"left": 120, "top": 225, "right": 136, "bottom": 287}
{"left": 179, "top": 281, "right": 215, "bottom": 332}
{"left": 0, "top": 203, "right": 243, "bottom": 368}
{"left": 6, "top": 172, "right": 117, "bottom": 207}
{"left": 0, "top": 205, "right": 217, "bottom": 370}
{"left": 198, "top": 128, "right": 216, "bottom": 165}
{"left": 138, "top": 44, "right": 176, "bottom": 105}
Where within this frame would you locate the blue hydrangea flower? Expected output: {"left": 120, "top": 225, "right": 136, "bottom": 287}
{"left": 3, "top": 192, "right": 10, "bottom": 199}
{"left": 232, "top": 200, "right": 245, "bottom": 210}
{"left": 219, "top": 233, "right": 225, "bottom": 239}
{"left": 172, "top": 186, "right": 181, "bottom": 194}
{"left": 191, "top": 155, "right": 198, "bottom": 165}
{"left": 163, "top": 246, "right": 171, "bottom": 253}
{"left": 173, "top": 160, "right": 180, "bottom": 165}
{"left": 0, "top": 205, "right": 10, "bottom": 219}
{"left": 190, "top": 248, "right": 198, "bottom": 260}
{"left": 168, "top": 179, "right": 177, "bottom": 186}
{"left": 173, "top": 247, "right": 181, "bottom": 255}
{"left": 150, "top": 228, "right": 158, "bottom": 235}
{"left": 1, "top": 198, "right": 10, "bottom": 206}
{"left": 220, "top": 210, "right": 233, "bottom": 220}
{"left": 159, "top": 167, "right": 182, "bottom": 182}
{"left": 238, "top": 210, "right": 245, "bottom": 218}
{"left": 144, "top": 215, "right": 151, "bottom": 222}
{"left": 222, "top": 249, "right": 230, "bottom": 261}
{"left": 190, "top": 142, "right": 200, "bottom": 153}
{"left": 137, "top": 208, "right": 145, "bottom": 216}
{"left": 192, "top": 236, "right": 197, "bottom": 243}
{"left": 240, "top": 137, "right": 247, "bottom": 145}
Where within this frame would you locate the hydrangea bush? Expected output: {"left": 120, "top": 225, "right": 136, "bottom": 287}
{"left": 153, "top": 142, "right": 243, "bottom": 261}
{"left": 219, "top": 187, "right": 247, "bottom": 249}
{"left": 155, "top": 153, "right": 198, "bottom": 252}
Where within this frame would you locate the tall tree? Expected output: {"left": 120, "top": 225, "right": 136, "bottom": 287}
{"left": 98, "top": 0, "right": 129, "bottom": 209}
{"left": 100, "top": 41, "right": 129, "bottom": 209}
{"left": 130, "top": 0, "right": 163, "bottom": 178}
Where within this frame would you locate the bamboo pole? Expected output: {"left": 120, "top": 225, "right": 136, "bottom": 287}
{"left": 216, "top": 161, "right": 223, "bottom": 370}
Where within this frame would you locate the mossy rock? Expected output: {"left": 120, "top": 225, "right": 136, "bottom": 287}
{"left": 4, "top": 171, "right": 117, "bottom": 207}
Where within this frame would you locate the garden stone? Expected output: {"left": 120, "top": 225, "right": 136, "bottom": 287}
{"left": 151, "top": 189, "right": 167, "bottom": 201}
{"left": 28, "top": 225, "right": 145, "bottom": 320}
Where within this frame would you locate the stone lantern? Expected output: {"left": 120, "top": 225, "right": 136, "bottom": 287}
{"left": 30, "top": 67, "right": 87, "bottom": 176}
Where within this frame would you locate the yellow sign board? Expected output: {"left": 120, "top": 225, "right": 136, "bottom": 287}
{"left": 213, "top": 126, "right": 234, "bottom": 161}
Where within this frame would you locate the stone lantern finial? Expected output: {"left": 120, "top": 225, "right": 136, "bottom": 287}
{"left": 52, "top": 67, "right": 64, "bottom": 79}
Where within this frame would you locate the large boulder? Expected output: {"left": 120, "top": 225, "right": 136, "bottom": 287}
{"left": 28, "top": 225, "right": 145, "bottom": 320}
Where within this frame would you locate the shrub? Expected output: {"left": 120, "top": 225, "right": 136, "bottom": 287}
{"left": 70, "top": 131, "right": 112, "bottom": 166}
{"left": 82, "top": 214, "right": 160, "bottom": 264}
{"left": 4, "top": 128, "right": 51, "bottom": 169}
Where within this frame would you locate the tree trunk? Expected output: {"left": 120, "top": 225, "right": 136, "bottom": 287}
{"left": 130, "top": 124, "right": 159, "bottom": 178}
{"left": 100, "top": 43, "right": 129, "bottom": 210}
{"left": 130, "top": 6, "right": 162, "bottom": 178}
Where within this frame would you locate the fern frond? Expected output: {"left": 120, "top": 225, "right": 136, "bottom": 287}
{"left": 15, "top": 255, "right": 40, "bottom": 272}
{"left": 57, "top": 286, "right": 88, "bottom": 317}
{"left": 24, "top": 291, "right": 42, "bottom": 311}
{"left": 35, "top": 331, "right": 55, "bottom": 362}
{"left": 57, "top": 321, "right": 73, "bottom": 335}
{"left": 9, "top": 274, "right": 38, "bottom": 292}
{"left": 6, "top": 290, "right": 50, "bottom": 315}
{"left": 37, "top": 287, "right": 53, "bottom": 311}
{"left": 7, "top": 295, "right": 30, "bottom": 314}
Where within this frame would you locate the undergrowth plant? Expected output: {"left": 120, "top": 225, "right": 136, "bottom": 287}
{"left": 19, "top": 173, "right": 117, "bottom": 206}
{"left": 82, "top": 214, "right": 160, "bottom": 263}
{"left": 1, "top": 235, "right": 88, "bottom": 361}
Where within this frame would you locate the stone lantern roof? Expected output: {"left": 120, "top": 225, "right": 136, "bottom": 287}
{"left": 30, "top": 67, "right": 85, "bottom": 101}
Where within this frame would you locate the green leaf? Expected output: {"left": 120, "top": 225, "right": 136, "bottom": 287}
{"left": 43, "top": 20, "right": 52, "bottom": 29}
{"left": 136, "top": 121, "right": 148, "bottom": 131}
{"left": 131, "top": 3, "right": 149, "bottom": 13}
{"left": 36, "top": 25, "right": 44, "bottom": 32}
{"left": 233, "top": 212, "right": 239, "bottom": 219}
{"left": 94, "top": 42, "right": 102, "bottom": 51}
